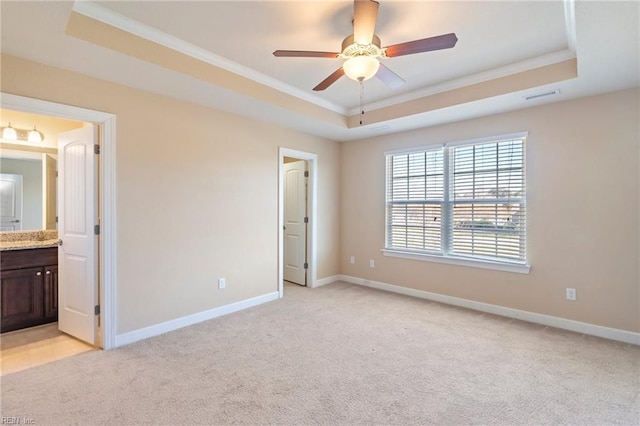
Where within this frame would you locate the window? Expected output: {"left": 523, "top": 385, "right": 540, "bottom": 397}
{"left": 385, "top": 133, "right": 527, "bottom": 272}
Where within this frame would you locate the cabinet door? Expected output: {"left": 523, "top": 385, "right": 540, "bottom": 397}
{"left": 44, "top": 265, "right": 58, "bottom": 319}
{"left": 1, "top": 267, "right": 44, "bottom": 333}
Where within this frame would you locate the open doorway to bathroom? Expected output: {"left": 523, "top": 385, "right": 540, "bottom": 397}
{"left": 0, "top": 93, "right": 117, "bottom": 373}
{"left": 0, "top": 109, "right": 95, "bottom": 375}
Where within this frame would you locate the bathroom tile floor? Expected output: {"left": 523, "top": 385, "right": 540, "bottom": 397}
{"left": 0, "top": 323, "right": 95, "bottom": 376}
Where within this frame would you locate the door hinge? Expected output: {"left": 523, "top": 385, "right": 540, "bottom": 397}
{"left": 94, "top": 144, "right": 100, "bottom": 155}
{"left": 304, "top": 217, "right": 309, "bottom": 223}
{"left": 56, "top": 216, "right": 59, "bottom": 223}
{"left": 94, "top": 224, "right": 100, "bottom": 235}
{"left": 304, "top": 171, "right": 309, "bottom": 178}
{"left": 303, "top": 262, "right": 309, "bottom": 269}
{"left": 56, "top": 171, "right": 59, "bottom": 177}
{"left": 94, "top": 305, "right": 100, "bottom": 315}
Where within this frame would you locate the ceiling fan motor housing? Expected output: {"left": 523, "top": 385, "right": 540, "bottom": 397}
{"left": 340, "top": 34, "right": 384, "bottom": 58}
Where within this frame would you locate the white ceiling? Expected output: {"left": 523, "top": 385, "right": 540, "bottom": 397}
{"left": 1, "top": 1, "right": 638, "bottom": 141}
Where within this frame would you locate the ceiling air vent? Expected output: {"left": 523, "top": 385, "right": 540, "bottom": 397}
{"left": 369, "top": 124, "right": 391, "bottom": 133}
{"left": 524, "top": 89, "right": 561, "bottom": 101}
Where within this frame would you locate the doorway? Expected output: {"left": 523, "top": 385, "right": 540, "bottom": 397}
{"left": 0, "top": 114, "right": 98, "bottom": 374}
{"left": 283, "top": 158, "right": 308, "bottom": 286}
{"left": 1, "top": 93, "right": 117, "bottom": 350}
{"left": 278, "top": 148, "right": 318, "bottom": 298}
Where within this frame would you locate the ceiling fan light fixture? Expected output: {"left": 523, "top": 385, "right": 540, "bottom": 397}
{"left": 343, "top": 55, "right": 380, "bottom": 81}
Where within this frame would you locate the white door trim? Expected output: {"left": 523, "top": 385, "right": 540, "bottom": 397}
{"left": 1, "top": 93, "right": 117, "bottom": 350}
{"left": 278, "top": 148, "right": 317, "bottom": 298}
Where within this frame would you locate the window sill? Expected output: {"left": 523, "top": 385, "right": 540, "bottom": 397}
{"left": 381, "top": 249, "right": 531, "bottom": 274}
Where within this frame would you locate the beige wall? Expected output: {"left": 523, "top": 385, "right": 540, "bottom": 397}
{"left": 2, "top": 53, "right": 637, "bottom": 337}
{"left": 341, "top": 88, "right": 640, "bottom": 332}
{"left": 0, "top": 54, "right": 341, "bottom": 334}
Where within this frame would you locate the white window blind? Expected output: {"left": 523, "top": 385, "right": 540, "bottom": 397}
{"left": 387, "top": 149, "right": 444, "bottom": 253}
{"left": 386, "top": 136, "right": 526, "bottom": 264}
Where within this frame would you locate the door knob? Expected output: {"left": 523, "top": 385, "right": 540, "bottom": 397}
{"left": 10, "top": 220, "right": 20, "bottom": 223}
{"left": 36, "top": 272, "right": 42, "bottom": 276}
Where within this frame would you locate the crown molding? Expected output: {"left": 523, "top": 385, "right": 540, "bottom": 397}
{"left": 347, "top": 49, "right": 577, "bottom": 116}
{"left": 71, "top": 0, "right": 347, "bottom": 115}
{"left": 71, "top": 0, "right": 578, "bottom": 123}
{"left": 564, "top": 0, "right": 577, "bottom": 53}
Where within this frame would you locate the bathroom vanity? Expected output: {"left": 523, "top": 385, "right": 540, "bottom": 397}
{"left": 0, "top": 231, "right": 59, "bottom": 333}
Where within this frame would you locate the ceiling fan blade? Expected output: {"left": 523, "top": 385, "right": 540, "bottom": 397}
{"left": 273, "top": 50, "right": 339, "bottom": 58}
{"left": 376, "top": 63, "right": 405, "bottom": 89}
{"left": 353, "top": 0, "right": 379, "bottom": 45}
{"left": 384, "top": 33, "right": 458, "bottom": 57}
{"left": 313, "top": 68, "right": 345, "bottom": 91}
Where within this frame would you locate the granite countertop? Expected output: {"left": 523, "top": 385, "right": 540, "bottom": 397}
{"left": 0, "top": 230, "right": 60, "bottom": 251}
{"left": 0, "top": 239, "right": 60, "bottom": 251}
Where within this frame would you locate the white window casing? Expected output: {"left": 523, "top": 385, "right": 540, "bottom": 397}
{"left": 384, "top": 132, "right": 530, "bottom": 273}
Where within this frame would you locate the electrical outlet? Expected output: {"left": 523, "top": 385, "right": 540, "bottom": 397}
{"left": 566, "top": 287, "right": 576, "bottom": 301}
{"left": 218, "top": 278, "right": 226, "bottom": 289}
{"left": 369, "top": 259, "right": 375, "bottom": 268}
{"left": 350, "top": 256, "right": 355, "bottom": 264}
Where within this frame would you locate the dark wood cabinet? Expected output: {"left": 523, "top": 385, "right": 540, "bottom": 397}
{"left": 1, "top": 267, "right": 44, "bottom": 331}
{"left": 0, "top": 247, "right": 58, "bottom": 333}
{"left": 44, "top": 265, "right": 58, "bottom": 319}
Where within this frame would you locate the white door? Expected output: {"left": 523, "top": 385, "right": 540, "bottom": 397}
{"left": 58, "top": 126, "right": 98, "bottom": 345}
{"left": 0, "top": 173, "right": 23, "bottom": 231}
{"left": 283, "top": 160, "right": 307, "bottom": 286}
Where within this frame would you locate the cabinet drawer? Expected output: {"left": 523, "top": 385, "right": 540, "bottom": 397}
{"left": 1, "top": 247, "right": 58, "bottom": 270}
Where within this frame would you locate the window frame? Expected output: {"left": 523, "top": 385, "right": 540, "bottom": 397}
{"left": 383, "top": 132, "right": 530, "bottom": 274}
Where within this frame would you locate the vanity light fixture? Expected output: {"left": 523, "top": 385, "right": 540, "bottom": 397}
{"left": 1, "top": 123, "right": 45, "bottom": 143}
{"left": 27, "top": 126, "right": 44, "bottom": 143}
{"left": 2, "top": 123, "right": 17, "bottom": 140}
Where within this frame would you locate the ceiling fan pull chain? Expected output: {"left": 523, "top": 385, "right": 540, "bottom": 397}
{"left": 360, "top": 79, "right": 365, "bottom": 125}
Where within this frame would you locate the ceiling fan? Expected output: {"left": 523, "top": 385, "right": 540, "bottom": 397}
{"left": 273, "top": 0, "right": 458, "bottom": 92}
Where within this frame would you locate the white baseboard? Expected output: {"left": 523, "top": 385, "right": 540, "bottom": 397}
{"left": 313, "top": 275, "right": 341, "bottom": 288}
{"left": 115, "top": 291, "right": 279, "bottom": 347}
{"left": 337, "top": 275, "right": 640, "bottom": 346}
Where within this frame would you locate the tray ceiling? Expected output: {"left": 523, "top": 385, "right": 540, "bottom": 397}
{"left": 1, "top": 1, "right": 638, "bottom": 141}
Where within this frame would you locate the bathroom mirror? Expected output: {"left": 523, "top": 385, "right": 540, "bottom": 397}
{"left": 0, "top": 107, "right": 85, "bottom": 233}
{"left": 0, "top": 145, "right": 57, "bottom": 232}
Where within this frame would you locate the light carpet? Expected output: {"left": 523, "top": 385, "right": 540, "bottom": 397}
{"left": 1, "top": 281, "right": 638, "bottom": 425}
